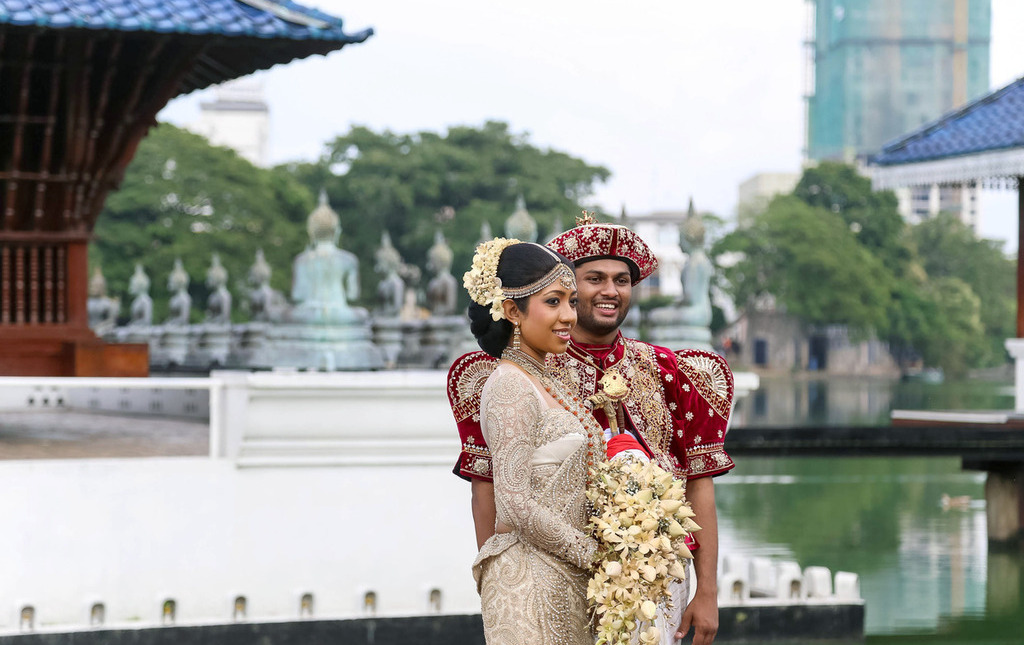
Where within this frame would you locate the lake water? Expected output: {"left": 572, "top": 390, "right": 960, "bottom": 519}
{"left": 717, "top": 376, "right": 1022, "bottom": 644}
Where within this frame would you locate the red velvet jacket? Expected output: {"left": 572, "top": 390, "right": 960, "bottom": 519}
{"left": 448, "top": 333, "right": 735, "bottom": 482}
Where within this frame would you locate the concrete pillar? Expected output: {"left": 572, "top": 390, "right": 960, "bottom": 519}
{"left": 985, "top": 467, "right": 1024, "bottom": 544}
{"left": 1006, "top": 339, "right": 1024, "bottom": 413}
{"left": 986, "top": 548, "right": 1022, "bottom": 616}
{"left": 208, "top": 370, "right": 251, "bottom": 460}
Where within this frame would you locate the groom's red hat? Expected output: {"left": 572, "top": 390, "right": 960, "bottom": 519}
{"left": 547, "top": 212, "right": 658, "bottom": 285}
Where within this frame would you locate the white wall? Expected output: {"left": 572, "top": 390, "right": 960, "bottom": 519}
{"left": 0, "top": 372, "right": 479, "bottom": 633}
{"left": 0, "top": 369, "right": 761, "bottom": 634}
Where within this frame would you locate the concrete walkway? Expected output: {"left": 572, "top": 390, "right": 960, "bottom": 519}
{"left": 0, "top": 410, "right": 208, "bottom": 460}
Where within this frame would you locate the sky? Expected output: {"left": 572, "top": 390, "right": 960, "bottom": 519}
{"left": 160, "top": 0, "right": 1024, "bottom": 252}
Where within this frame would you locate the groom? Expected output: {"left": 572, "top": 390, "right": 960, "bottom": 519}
{"left": 448, "top": 215, "right": 734, "bottom": 645}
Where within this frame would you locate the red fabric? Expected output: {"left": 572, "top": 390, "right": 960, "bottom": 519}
{"left": 606, "top": 433, "right": 650, "bottom": 460}
{"left": 447, "top": 337, "right": 735, "bottom": 483}
{"left": 446, "top": 351, "right": 498, "bottom": 481}
{"left": 547, "top": 223, "right": 659, "bottom": 285}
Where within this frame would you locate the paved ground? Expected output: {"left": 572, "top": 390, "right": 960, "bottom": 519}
{"left": 0, "top": 409, "right": 208, "bottom": 460}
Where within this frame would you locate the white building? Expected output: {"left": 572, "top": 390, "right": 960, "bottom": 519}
{"left": 190, "top": 77, "right": 270, "bottom": 167}
{"left": 894, "top": 183, "right": 981, "bottom": 230}
{"left": 736, "top": 172, "right": 800, "bottom": 225}
{"left": 620, "top": 209, "right": 687, "bottom": 302}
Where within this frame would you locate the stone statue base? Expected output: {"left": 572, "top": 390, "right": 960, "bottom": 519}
{"left": 150, "top": 326, "right": 191, "bottom": 367}
{"left": 185, "top": 323, "right": 232, "bottom": 368}
{"left": 420, "top": 315, "right": 465, "bottom": 370}
{"left": 398, "top": 319, "right": 424, "bottom": 368}
{"left": 289, "top": 303, "right": 369, "bottom": 326}
{"left": 113, "top": 325, "right": 161, "bottom": 356}
{"left": 448, "top": 318, "right": 481, "bottom": 362}
{"left": 231, "top": 322, "right": 271, "bottom": 368}
{"left": 260, "top": 323, "right": 384, "bottom": 371}
{"left": 646, "top": 306, "right": 713, "bottom": 352}
{"left": 371, "top": 318, "right": 404, "bottom": 369}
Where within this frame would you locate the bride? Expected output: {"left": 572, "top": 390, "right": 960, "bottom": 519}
{"left": 464, "top": 239, "right": 604, "bottom": 645}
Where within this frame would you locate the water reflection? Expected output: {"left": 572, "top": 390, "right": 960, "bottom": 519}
{"left": 733, "top": 376, "right": 1015, "bottom": 428}
{"left": 716, "top": 456, "right": 1023, "bottom": 641}
{"left": 719, "top": 376, "right": 1021, "bottom": 642}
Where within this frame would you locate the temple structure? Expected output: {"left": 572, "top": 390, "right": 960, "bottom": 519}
{"left": 0, "top": 0, "right": 372, "bottom": 376}
{"left": 870, "top": 74, "right": 1024, "bottom": 544}
{"left": 869, "top": 75, "right": 1024, "bottom": 360}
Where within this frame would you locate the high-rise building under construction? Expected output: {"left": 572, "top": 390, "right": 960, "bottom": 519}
{"left": 804, "top": 0, "right": 991, "bottom": 227}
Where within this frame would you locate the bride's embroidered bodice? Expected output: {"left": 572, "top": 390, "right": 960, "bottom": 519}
{"left": 480, "top": 364, "right": 596, "bottom": 569}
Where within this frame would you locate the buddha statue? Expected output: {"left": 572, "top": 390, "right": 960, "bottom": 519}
{"left": 478, "top": 220, "right": 493, "bottom": 245}
{"left": 204, "top": 254, "right": 232, "bottom": 324}
{"left": 374, "top": 231, "right": 405, "bottom": 318}
{"left": 166, "top": 258, "right": 192, "bottom": 326}
{"left": 128, "top": 264, "right": 153, "bottom": 326}
{"left": 426, "top": 230, "right": 457, "bottom": 317}
{"left": 677, "top": 202, "right": 713, "bottom": 327}
{"left": 247, "top": 249, "right": 288, "bottom": 323}
{"left": 647, "top": 198, "right": 715, "bottom": 351}
{"left": 504, "top": 194, "right": 538, "bottom": 242}
{"left": 87, "top": 266, "right": 119, "bottom": 334}
{"left": 290, "top": 190, "right": 365, "bottom": 324}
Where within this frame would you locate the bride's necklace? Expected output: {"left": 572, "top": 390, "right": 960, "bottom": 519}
{"left": 500, "top": 347, "right": 547, "bottom": 377}
{"left": 501, "top": 347, "right": 606, "bottom": 482}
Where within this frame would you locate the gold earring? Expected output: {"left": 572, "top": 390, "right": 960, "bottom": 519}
{"left": 512, "top": 321, "right": 521, "bottom": 351}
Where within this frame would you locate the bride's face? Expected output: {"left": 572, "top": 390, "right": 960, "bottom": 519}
{"left": 517, "top": 283, "right": 577, "bottom": 362}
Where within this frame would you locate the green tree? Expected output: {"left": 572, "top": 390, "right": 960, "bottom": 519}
{"left": 717, "top": 195, "right": 893, "bottom": 335}
{"left": 91, "top": 123, "right": 315, "bottom": 322}
{"left": 793, "top": 161, "right": 911, "bottom": 273}
{"left": 282, "top": 121, "right": 611, "bottom": 305}
{"left": 910, "top": 213, "right": 1015, "bottom": 367}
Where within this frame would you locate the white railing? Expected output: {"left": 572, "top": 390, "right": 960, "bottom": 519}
{"left": 0, "top": 376, "right": 222, "bottom": 459}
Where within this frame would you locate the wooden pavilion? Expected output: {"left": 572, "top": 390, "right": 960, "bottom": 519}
{"left": 870, "top": 75, "right": 1024, "bottom": 340}
{"left": 872, "top": 77, "right": 1024, "bottom": 543}
{"left": 0, "top": 0, "right": 372, "bottom": 376}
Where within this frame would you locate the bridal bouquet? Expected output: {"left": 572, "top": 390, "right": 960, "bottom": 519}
{"left": 586, "top": 453, "right": 701, "bottom": 645}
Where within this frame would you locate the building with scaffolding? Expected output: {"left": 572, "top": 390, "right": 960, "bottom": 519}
{"left": 804, "top": 0, "right": 991, "bottom": 228}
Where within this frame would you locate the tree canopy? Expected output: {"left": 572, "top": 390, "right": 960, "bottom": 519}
{"left": 909, "top": 214, "right": 1015, "bottom": 368}
{"left": 793, "top": 162, "right": 911, "bottom": 273}
{"left": 92, "top": 123, "right": 315, "bottom": 322}
{"left": 718, "top": 194, "right": 893, "bottom": 335}
{"left": 91, "top": 121, "right": 610, "bottom": 319}
{"left": 281, "top": 121, "right": 610, "bottom": 304}
{"left": 717, "top": 162, "right": 1016, "bottom": 375}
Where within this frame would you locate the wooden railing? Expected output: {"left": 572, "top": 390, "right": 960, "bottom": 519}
{"left": 0, "top": 240, "right": 67, "bottom": 325}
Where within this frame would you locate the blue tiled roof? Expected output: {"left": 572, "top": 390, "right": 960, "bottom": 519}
{"left": 872, "top": 76, "right": 1024, "bottom": 166}
{"left": 0, "top": 0, "right": 372, "bottom": 43}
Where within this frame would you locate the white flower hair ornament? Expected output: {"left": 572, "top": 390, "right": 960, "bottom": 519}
{"left": 463, "top": 237, "right": 521, "bottom": 321}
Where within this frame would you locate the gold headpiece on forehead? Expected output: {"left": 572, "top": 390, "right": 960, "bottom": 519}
{"left": 501, "top": 245, "right": 576, "bottom": 300}
{"left": 463, "top": 240, "right": 576, "bottom": 322}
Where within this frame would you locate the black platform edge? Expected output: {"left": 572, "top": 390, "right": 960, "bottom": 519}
{"left": 0, "top": 604, "right": 864, "bottom": 645}
{"left": 726, "top": 425, "right": 1024, "bottom": 461}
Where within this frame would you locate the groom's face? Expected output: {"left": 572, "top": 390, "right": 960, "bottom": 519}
{"left": 572, "top": 258, "right": 633, "bottom": 343}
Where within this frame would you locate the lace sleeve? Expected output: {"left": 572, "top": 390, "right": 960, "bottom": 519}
{"left": 482, "top": 369, "right": 597, "bottom": 569}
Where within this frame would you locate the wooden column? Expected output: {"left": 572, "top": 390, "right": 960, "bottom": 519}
{"left": 65, "top": 240, "right": 89, "bottom": 328}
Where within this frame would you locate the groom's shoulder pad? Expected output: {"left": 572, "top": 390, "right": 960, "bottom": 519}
{"left": 447, "top": 351, "right": 497, "bottom": 423}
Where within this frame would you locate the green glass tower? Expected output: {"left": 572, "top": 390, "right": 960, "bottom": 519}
{"left": 806, "top": 0, "right": 991, "bottom": 161}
